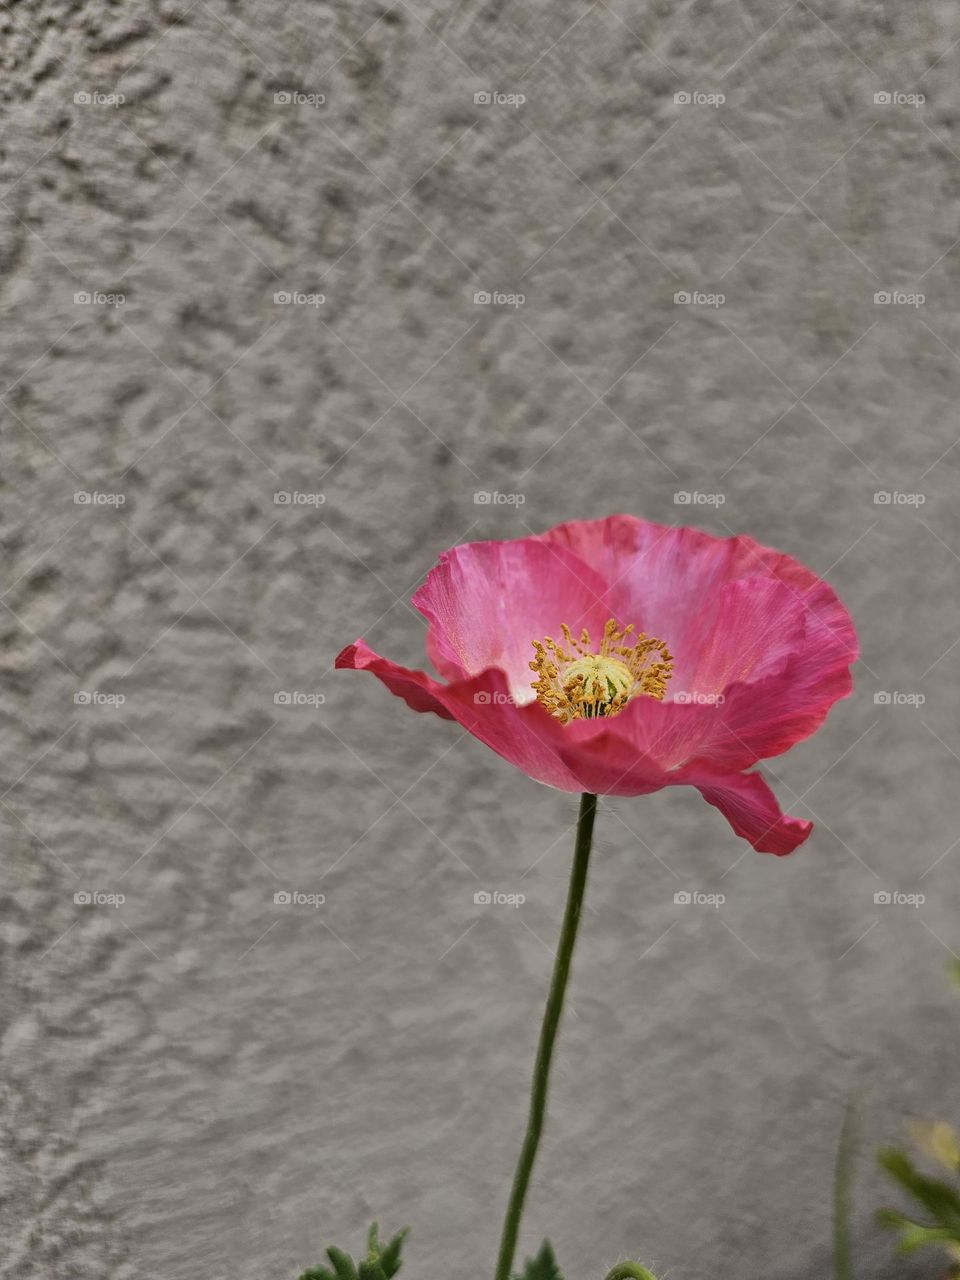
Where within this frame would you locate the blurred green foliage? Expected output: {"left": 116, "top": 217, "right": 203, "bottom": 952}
{"left": 298, "top": 1222, "right": 408, "bottom": 1280}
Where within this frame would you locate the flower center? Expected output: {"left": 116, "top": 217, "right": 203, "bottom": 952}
{"left": 530, "top": 619, "right": 673, "bottom": 723}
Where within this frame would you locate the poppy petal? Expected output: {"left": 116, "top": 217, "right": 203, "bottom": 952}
{"left": 335, "top": 640, "right": 457, "bottom": 720}
{"left": 681, "top": 764, "right": 813, "bottom": 855}
{"left": 412, "top": 537, "right": 612, "bottom": 700}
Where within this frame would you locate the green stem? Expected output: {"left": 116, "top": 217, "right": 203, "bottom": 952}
{"left": 493, "top": 793, "right": 598, "bottom": 1280}
{"left": 833, "top": 1099, "right": 859, "bottom": 1280}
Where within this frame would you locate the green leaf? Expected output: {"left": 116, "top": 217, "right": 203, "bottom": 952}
{"left": 878, "top": 1212, "right": 958, "bottom": 1255}
{"left": 326, "top": 1248, "right": 359, "bottom": 1280}
{"left": 878, "top": 1141, "right": 960, "bottom": 1272}
{"left": 297, "top": 1224, "right": 408, "bottom": 1280}
{"left": 377, "top": 1227, "right": 408, "bottom": 1278}
{"left": 879, "top": 1148, "right": 960, "bottom": 1229}
{"left": 514, "top": 1239, "right": 564, "bottom": 1280}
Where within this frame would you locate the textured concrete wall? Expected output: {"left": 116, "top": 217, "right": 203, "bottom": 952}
{"left": 3, "top": 2, "right": 960, "bottom": 1278}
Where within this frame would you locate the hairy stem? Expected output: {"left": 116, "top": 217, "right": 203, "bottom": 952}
{"left": 493, "top": 793, "right": 598, "bottom": 1280}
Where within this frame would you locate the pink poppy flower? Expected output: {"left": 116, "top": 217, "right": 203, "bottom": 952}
{"left": 336, "top": 515, "right": 858, "bottom": 855}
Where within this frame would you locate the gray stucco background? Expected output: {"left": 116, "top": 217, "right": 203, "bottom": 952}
{"left": 3, "top": 1, "right": 960, "bottom": 1277}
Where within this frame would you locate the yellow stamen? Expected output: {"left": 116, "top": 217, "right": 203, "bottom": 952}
{"left": 530, "top": 619, "right": 673, "bottom": 723}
